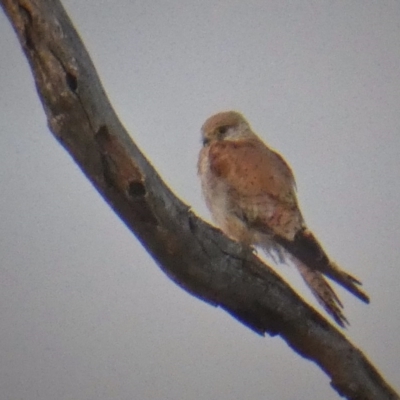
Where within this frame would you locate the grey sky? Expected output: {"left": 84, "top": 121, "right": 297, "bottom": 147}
{"left": 1, "top": 1, "right": 399, "bottom": 399}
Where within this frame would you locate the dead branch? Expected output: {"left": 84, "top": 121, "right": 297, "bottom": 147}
{"left": 1, "top": 1, "right": 398, "bottom": 399}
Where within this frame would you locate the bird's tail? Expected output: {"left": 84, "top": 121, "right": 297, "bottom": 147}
{"left": 278, "top": 228, "right": 370, "bottom": 304}
{"left": 291, "top": 256, "right": 349, "bottom": 327}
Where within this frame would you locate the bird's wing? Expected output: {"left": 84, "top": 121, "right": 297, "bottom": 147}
{"left": 208, "top": 139, "right": 303, "bottom": 240}
{"left": 277, "top": 228, "right": 370, "bottom": 304}
{"left": 207, "top": 138, "right": 370, "bottom": 313}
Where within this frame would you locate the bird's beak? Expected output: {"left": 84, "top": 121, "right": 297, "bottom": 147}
{"left": 202, "top": 137, "right": 210, "bottom": 146}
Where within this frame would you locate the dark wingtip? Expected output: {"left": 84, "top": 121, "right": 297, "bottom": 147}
{"left": 283, "top": 228, "right": 371, "bottom": 304}
{"left": 355, "top": 286, "right": 370, "bottom": 304}
{"left": 359, "top": 291, "right": 370, "bottom": 304}
{"left": 330, "top": 263, "right": 370, "bottom": 304}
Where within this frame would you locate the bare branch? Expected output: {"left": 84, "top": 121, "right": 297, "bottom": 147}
{"left": 1, "top": 1, "right": 398, "bottom": 399}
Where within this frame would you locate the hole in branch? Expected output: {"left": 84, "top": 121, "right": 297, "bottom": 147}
{"left": 128, "top": 181, "right": 146, "bottom": 197}
{"left": 66, "top": 72, "right": 78, "bottom": 92}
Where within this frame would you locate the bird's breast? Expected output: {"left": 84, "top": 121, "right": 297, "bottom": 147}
{"left": 198, "top": 147, "right": 231, "bottom": 224}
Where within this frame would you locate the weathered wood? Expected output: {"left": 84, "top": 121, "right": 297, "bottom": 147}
{"left": 1, "top": 1, "right": 398, "bottom": 398}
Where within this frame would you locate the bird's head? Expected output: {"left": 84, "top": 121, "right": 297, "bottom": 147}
{"left": 201, "top": 111, "right": 255, "bottom": 146}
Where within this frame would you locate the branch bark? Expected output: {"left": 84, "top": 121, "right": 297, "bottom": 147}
{"left": 1, "top": 1, "right": 398, "bottom": 399}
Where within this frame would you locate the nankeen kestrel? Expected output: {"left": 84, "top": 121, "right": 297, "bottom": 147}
{"left": 197, "top": 111, "right": 369, "bottom": 327}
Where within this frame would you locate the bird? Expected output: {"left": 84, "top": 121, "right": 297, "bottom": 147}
{"left": 197, "top": 110, "right": 369, "bottom": 327}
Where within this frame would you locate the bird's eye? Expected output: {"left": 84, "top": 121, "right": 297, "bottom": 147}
{"left": 217, "top": 126, "right": 229, "bottom": 137}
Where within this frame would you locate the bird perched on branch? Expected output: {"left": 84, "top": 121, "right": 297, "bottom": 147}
{"left": 197, "top": 111, "right": 369, "bottom": 327}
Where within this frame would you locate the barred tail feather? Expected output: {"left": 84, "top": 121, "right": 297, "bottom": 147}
{"left": 292, "top": 257, "right": 349, "bottom": 327}
{"left": 277, "top": 228, "right": 370, "bottom": 304}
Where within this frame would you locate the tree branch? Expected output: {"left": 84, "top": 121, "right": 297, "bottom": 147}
{"left": 1, "top": 1, "right": 398, "bottom": 399}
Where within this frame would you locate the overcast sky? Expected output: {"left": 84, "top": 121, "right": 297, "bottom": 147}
{"left": 1, "top": 1, "right": 400, "bottom": 399}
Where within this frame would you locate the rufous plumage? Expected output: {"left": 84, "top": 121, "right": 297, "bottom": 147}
{"left": 198, "top": 111, "right": 369, "bottom": 327}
